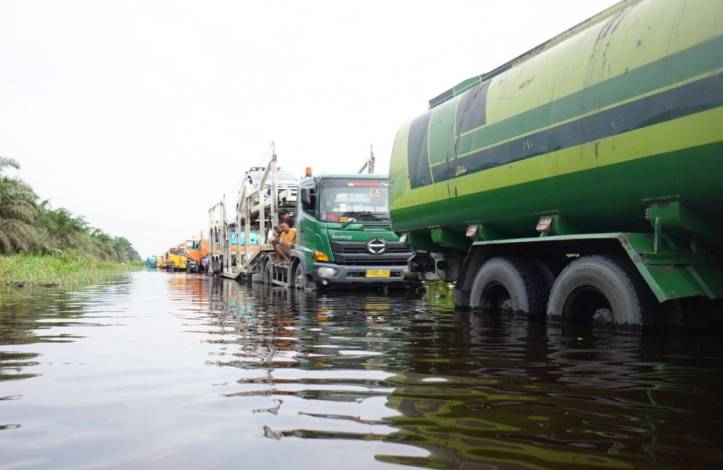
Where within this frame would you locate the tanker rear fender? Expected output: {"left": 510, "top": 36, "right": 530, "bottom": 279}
{"left": 454, "top": 233, "right": 723, "bottom": 308}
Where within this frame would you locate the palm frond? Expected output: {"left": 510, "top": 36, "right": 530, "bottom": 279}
{"left": 0, "top": 156, "right": 20, "bottom": 172}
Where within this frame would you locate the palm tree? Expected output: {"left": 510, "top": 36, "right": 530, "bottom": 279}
{"left": 0, "top": 157, "right": 43, "bottom": 254}
{"left": 40, "top": 207, "right": 88, "bottom": 249}
{"left": 112, "top": 236, "right": 141, "bottom": 262}
{"left": 1, "top": 156, "right": 142, "bottom": 260}
{"left": 88, "top": 228, "right": 116, "bottom": 260}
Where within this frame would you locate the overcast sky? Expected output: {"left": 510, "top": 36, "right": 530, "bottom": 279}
{"left": 0, "top": 0, "right": 618, "bottom": 257}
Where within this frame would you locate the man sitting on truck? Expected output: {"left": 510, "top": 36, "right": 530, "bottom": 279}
{"left": 281, "top": 223, "right": 296, "bottom": 247}
{"left": 272, "top": 223, "right": 296, "bottom": 262}
{"left": 279, "top": 209, "right": 295, "bottom": 228}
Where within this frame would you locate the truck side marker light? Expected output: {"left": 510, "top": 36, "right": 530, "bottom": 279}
{"left": 466, "top": 225, "right": 478, "bottom": 238}
{"left": 313, "top": 250, "right": 330, "bottom": 262}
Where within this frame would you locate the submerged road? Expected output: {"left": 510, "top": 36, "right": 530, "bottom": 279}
{"left": 1, "top": 271, "right": 722, "bottom": 469}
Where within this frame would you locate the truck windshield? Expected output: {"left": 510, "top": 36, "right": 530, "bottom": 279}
{"left": 319, "top": 179, "right": 390, "bottom": 222}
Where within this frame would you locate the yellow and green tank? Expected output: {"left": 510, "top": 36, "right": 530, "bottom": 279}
{"left": 389, "top": 0, "right": 723, "bottom": 326}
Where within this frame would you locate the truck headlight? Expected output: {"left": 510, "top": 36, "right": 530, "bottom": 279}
{"left": 317, "top": 267, "right": 338, "bottom": 278}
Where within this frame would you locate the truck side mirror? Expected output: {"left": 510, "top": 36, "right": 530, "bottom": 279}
{"left": 301, "top": 188, "right": 311, "bottom": 207}
{"left": 300, "top": 187, "right": 316, "bottom": 217}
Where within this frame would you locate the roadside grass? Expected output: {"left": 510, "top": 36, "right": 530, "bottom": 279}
{"left": 0, "top": 250, "right": 142, "bottom": 288}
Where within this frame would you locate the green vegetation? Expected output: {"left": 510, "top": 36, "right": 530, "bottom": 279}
{"left": 0, "top": 251, "right": 142, "bottom": 288}
{"left": 0, "top": 157, "right": 142, "bottom": 287}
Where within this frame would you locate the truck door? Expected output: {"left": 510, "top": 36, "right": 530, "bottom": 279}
{"left": 298, "top": 184, "right": 320, "bottom": 269}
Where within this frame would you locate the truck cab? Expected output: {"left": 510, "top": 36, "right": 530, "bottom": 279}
{"left": 183, "top": 238, "right": 208, "bottom": 273}
{"left": 290, "top": 174, "right": 416, "bottom": 288}
{"left": 165, "top": 247, "right": 188, "bottom": 272}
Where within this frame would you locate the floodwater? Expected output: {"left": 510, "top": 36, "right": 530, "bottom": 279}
{"left": 2, "top": 271, "right": 723, "bottom": 469}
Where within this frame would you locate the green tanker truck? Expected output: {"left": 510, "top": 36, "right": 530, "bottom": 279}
{"left": 389, "top": 0, "right": 723, "bottom": 328}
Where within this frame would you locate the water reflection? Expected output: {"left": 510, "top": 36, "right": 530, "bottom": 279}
{"left": 1, "top": 282, "right": 130, "bottom": 383}
{"left": 168, "top": 277, "right": 723, "bottom": 469}
{"left": 2, "top": 273, "right": 723, "bottom": 469}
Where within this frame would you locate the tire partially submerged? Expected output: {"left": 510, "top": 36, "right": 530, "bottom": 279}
{"left": 547, "top": 255, "right": 651, "bottom": 329}
{"left": 292, "top": 262, "right": 307, "bottom": 290}
{"left": 469, "top": 257, "right": 548, "bottom": 316}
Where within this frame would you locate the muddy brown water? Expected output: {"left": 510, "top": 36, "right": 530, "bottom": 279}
{"left": 1, "top": 271, "right": 722, "bottom": 469}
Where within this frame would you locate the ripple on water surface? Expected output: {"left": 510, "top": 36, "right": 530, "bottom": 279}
{"left": 1, "top": 271, "right": 723, "bottom": 469}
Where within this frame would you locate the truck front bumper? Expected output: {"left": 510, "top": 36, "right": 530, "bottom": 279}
{"left": 312, "top": 263, "right": 418, "bottom": 287}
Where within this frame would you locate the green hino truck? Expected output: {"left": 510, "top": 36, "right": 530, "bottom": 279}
{"left": 226, "top": 153, "right": 416, "bottom": 289}
{"left": 389, "top": 0, "right": 723, "bottom": 328}
{"left": 288, "top": 173, "right": 416, "bottom": 288}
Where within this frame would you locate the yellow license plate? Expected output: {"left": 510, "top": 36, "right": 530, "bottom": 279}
{"left": 365, "top": 269, "right": 390, "bottom": 278}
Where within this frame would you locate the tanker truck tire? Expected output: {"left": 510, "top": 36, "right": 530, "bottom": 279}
{"left": 547, "top": 255, "right": 648, "bottom": 329}
{"left": 469, "top": 257, "right": 548, "bottom": 317}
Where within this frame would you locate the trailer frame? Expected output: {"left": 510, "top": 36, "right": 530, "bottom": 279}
{"left": 221, "top": 150, "right": 298, "bottom": 284}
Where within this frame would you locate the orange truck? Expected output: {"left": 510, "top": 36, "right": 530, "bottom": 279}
{"left": 183, "top": 237, "right": 209, "bottom": 273}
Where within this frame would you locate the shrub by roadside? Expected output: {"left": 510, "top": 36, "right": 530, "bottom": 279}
{"left": 0, "top": 250, "right": 142, "bottom": 288}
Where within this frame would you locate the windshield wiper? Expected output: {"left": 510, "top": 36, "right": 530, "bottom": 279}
{"left": 339, "top": 211, "right": 389, "bottom": 228}
{"left": 340, "top": 217, "right": 357, "bottom": 229}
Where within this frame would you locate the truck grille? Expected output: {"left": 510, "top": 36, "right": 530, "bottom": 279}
{"left": 330, "top": 241, "right": 413, "bottom": 266}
